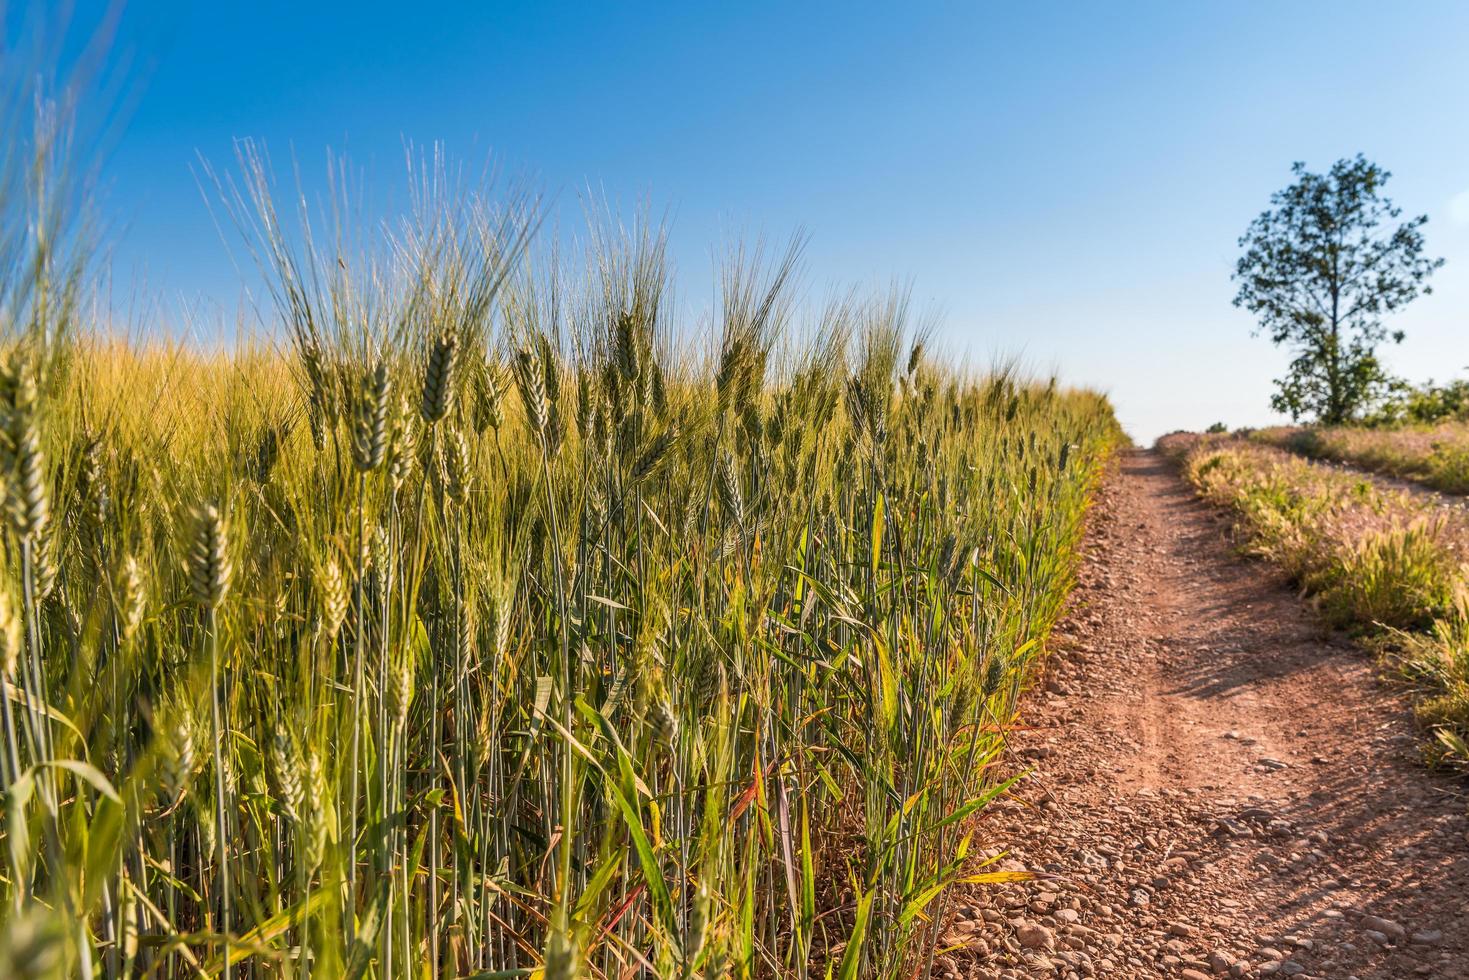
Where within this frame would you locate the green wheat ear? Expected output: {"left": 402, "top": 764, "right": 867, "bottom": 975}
{"left": 473, "top": 362, "right": 504, "bottom": 434}
{"left": 158, "top": 696, "right": 197, "bottom": 805}
{"left": 269, "top": 724, "right": 304, "bottom": 822}
{"left": 421, "top": 332, "right": 460, "bottom": 425}
{"left": 716, "top": 451, "right": 744, "bottom": 528}
{"left": 315, "top": 556, "right": 348, "bottom": 642}
{"left": 386, "top": 393, "right": 418, "bottom": 492}
{"left": 301, "top": 748, "right": 328, "bottom": 871}
{"left": 352, "top": 360, "right": 391, "bottom": 472}
{"left": 189, "top": 504, "right": 232, "bottom": 609}
{"left": 301, "top": 340, "right": 339, "bottom": 449}
{"left": 442, "top": 429, "right": 472, "bottom": 503}
{"left": 514, "top": 344, "right": 549, "bottom": 436}
{"left": 115, "top": 555, "right": 146, "bottom": 642}
{"left": 3, "top": 370, "right": 49, "bottom": 541}
{"left": 387, "top": 649, "right": 414, "bottom": 732}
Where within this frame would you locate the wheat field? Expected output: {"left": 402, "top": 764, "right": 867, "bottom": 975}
{"left": 0, "top": 150, "right": 1121, "bottom": 978}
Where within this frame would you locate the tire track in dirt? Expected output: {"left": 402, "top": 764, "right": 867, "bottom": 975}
{"left": 938, "top": 448, "right": 1469, "bottom": 980}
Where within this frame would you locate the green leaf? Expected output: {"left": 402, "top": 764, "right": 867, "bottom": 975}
{"left": 528, "top": 674, "right": 554, "bottom": 741}
{"left": 836, "top": 888, "right": 873, "bottom": 980}
{"left": 870, "top": 491, "right": 885, "bottom": 577}
{"left": 799, "top": 800, "right": 815, "bottom": 933}
{"left": 206, "top": 888, "right": 330, "bottom": 969}
{"left": 606, "top": 745, "right": 676, "bottom": 936}
{"left": 2, "top": 680, "right": 84, "bottom": 740}
{"left": 899, "top": 878, "right": 950, "bottom": 927}
{"left": 876, "top": 635, "right": 898, "bottom": 729}
{"left": 41, "top": 759, "right": 122, "bottom": 803}
{"left": 5, "top": 771, "right": 34, "bottom": 894}
{"left": 82, "top": 796, "right": 126, "bottom": 913}
{"left": 572, "top": 851, "right": 623, "bottom": 924}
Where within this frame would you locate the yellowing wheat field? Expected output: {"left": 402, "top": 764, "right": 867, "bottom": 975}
{"left": 0, "top": 171, "right": 1121, "bottom": 977}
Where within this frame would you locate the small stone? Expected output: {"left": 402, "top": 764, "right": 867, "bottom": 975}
{"left": 1359, "top": 915, "right": 1405, "bottom": 942}
{"left": 1016, "top": 922, "right": 1055, "bottom": 950}
{"left": 1410, "top": 929, "right": 1443, "bottom": 945}
{"left": 1169, "top": 921, "right": 1198, "bottom": 938}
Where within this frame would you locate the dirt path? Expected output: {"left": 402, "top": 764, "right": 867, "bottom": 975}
{"left": 942, "top": 449, "right": 1469, "bottom": 980}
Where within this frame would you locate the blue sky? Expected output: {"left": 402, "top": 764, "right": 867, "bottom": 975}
{"left": 32, "top": 1, "right": 1469, "bottom": 440}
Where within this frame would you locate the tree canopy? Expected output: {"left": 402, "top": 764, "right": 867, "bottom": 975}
{"left": 1233, "top": 155, "right": 1443, "bottom": 424}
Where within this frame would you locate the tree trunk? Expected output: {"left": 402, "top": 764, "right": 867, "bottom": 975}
{"left": 1326, "top": 246, "right": 1343, "bottom": 424}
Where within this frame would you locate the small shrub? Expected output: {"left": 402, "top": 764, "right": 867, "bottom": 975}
{"left": 1284, "top": 428, "right": 1325, "bottom": 458}
{"left": 1426, "top": 444, "right": 1469, "bottom": 494}
{"left": 1326, "top": 522, "right": 1456, "bottom": 629}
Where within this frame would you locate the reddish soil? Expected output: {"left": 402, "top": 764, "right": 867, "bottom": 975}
{"left": 940, "top": 449, "right": 1469, "bottom": 980}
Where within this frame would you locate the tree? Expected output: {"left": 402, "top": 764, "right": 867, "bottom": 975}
{"left": 1233, "top": 155, "right": 1443, "bottom": 424}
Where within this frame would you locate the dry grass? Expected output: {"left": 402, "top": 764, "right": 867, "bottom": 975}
{"left": 1254, "top": 422, "right": 1469, "bottom": 495}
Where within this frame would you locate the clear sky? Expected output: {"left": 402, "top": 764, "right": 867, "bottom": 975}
{"left": 26, "top": 1, "right": 1469, "bottom": 441}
